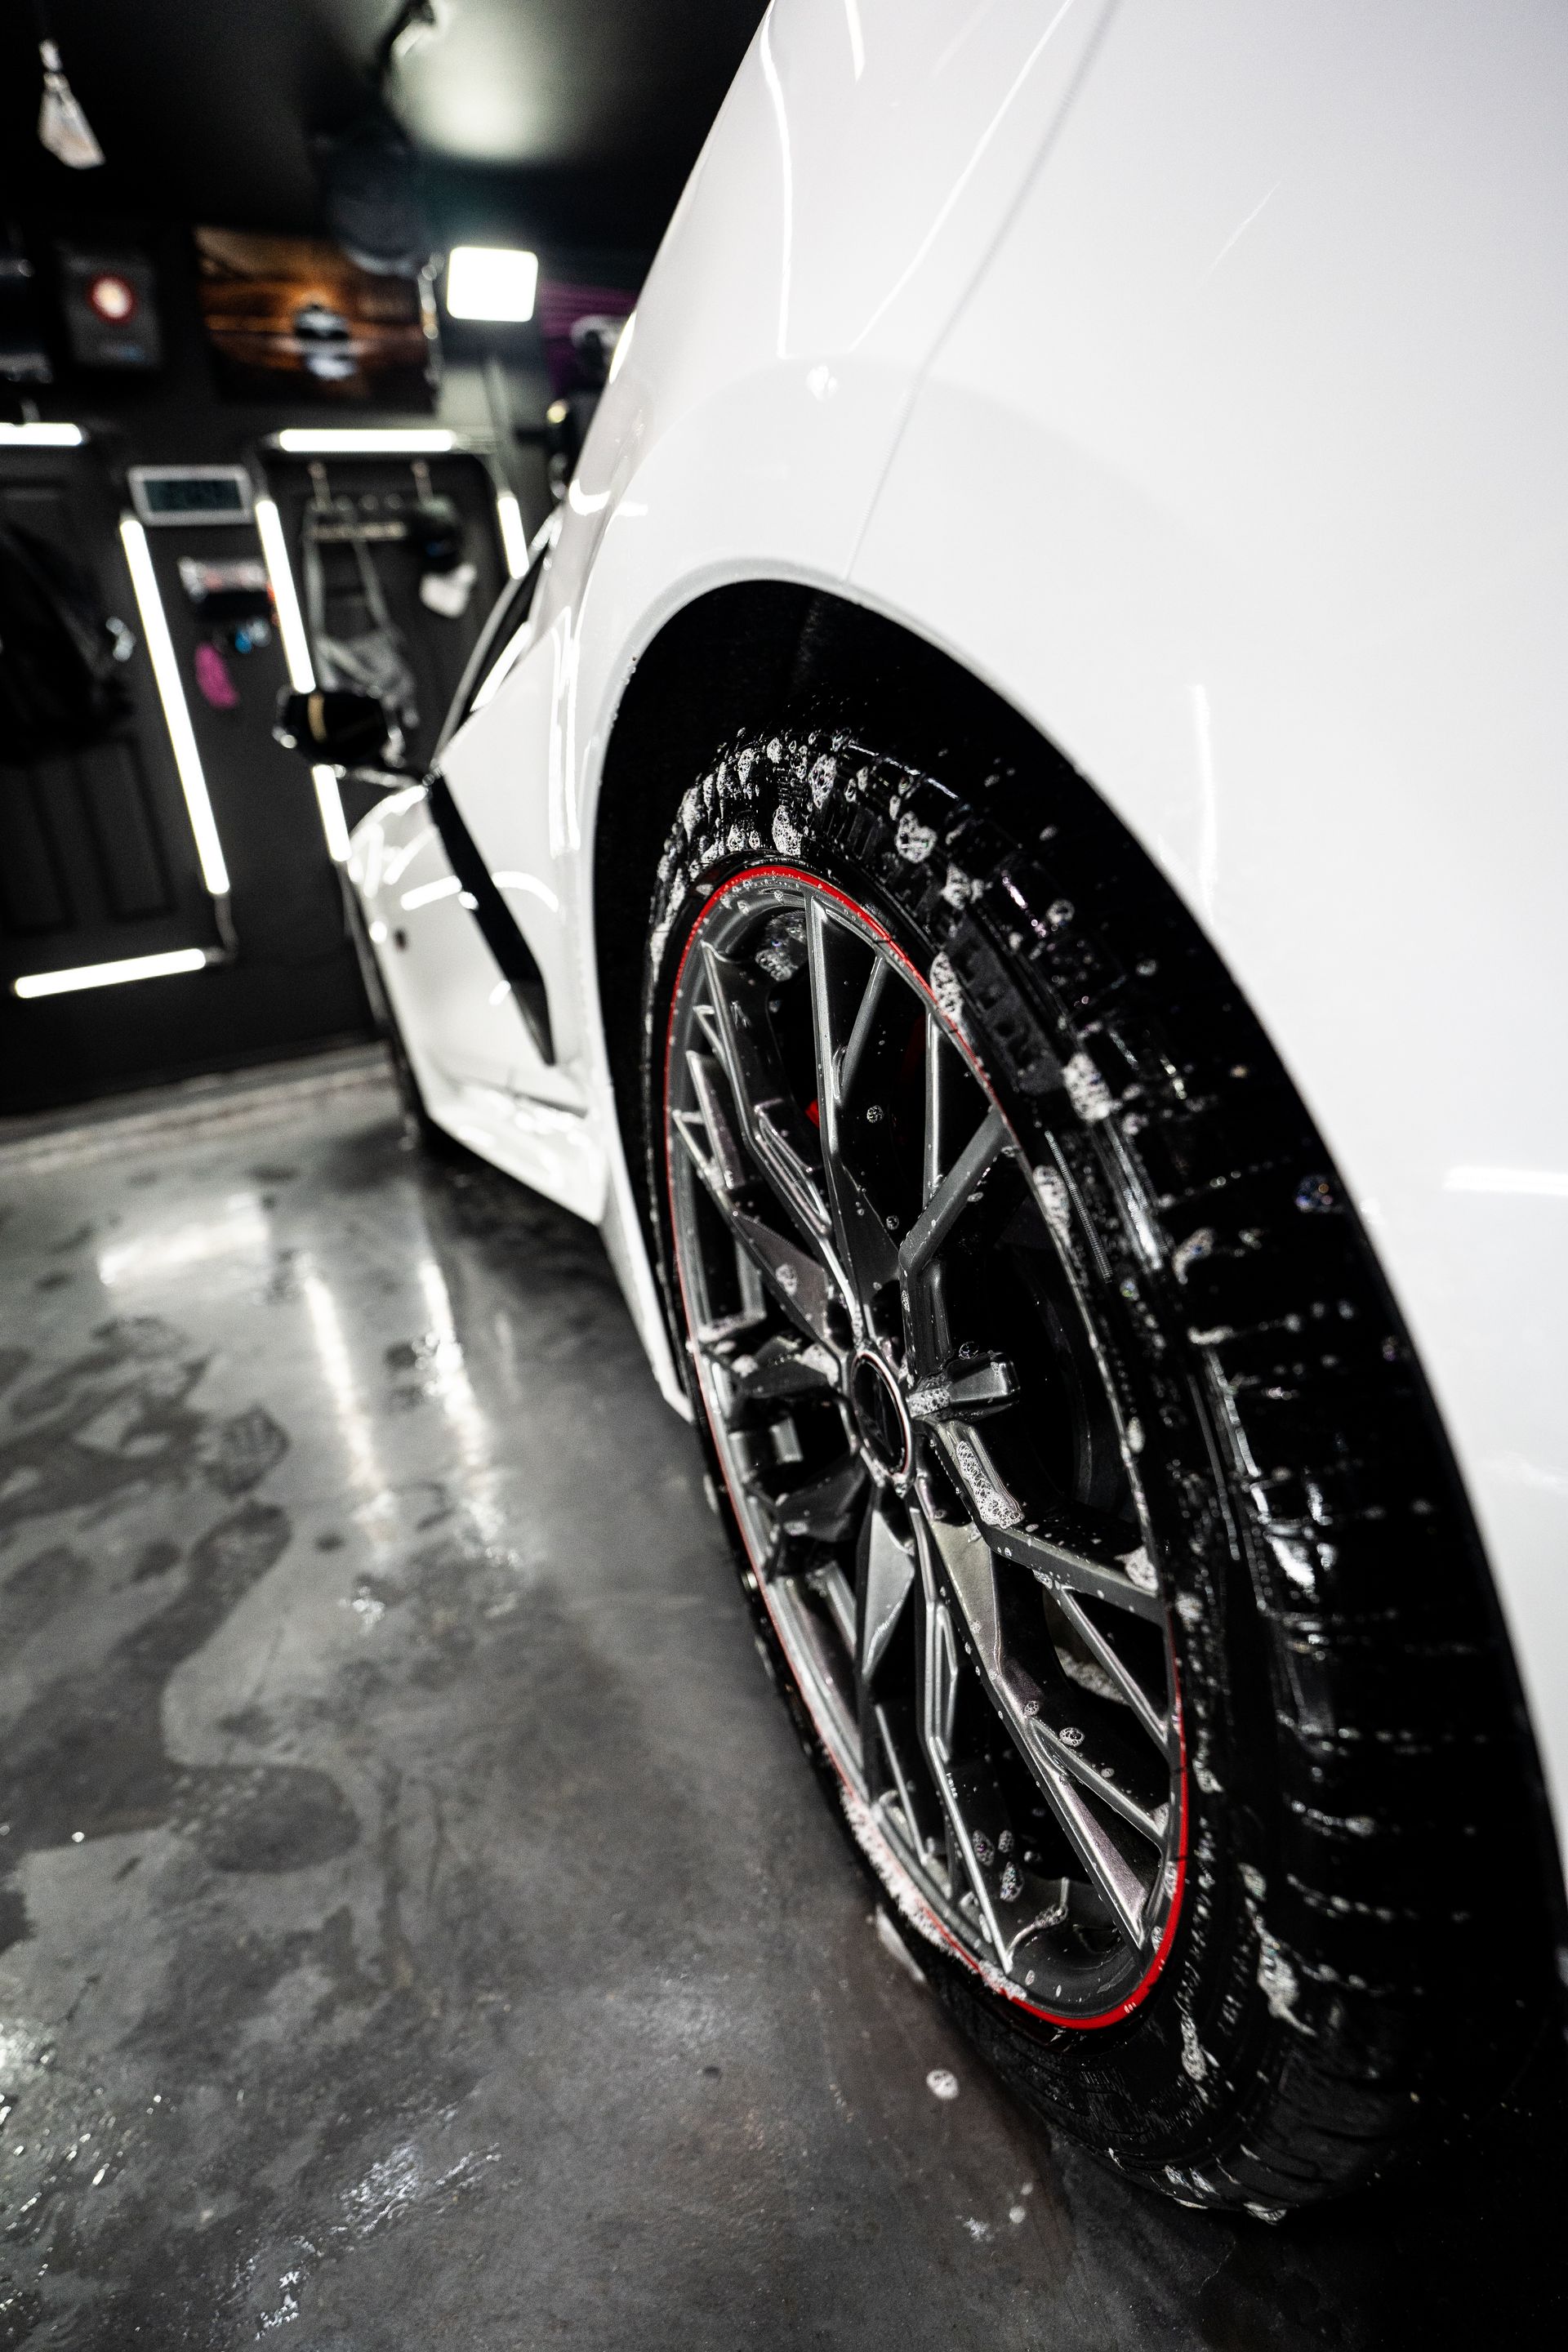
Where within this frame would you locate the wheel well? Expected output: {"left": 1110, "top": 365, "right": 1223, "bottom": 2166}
{"left": 592, "top": 576, "right": 1568, "bottom": 2007}
{"left": 592, "top": 580, "right": 1052, "bottom": 1264}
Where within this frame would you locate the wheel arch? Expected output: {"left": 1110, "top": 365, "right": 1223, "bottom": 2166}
{"left": 590, "top": 572, "right": 1568, "bottom": 1973}
{"left": 591, "top": 577, "right": 1076, "bottom": 1285}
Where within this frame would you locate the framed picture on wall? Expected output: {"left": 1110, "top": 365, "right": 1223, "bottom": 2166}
{"left": 194, "top": 229, "right": 439, "bottom": 406}
{"left": 56, "top": 245, "right": 163, "bottom": 372}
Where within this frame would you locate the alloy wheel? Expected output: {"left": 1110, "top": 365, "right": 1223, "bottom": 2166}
{"left": 665, "top": 868, "right": 1186, "bottom": 2024}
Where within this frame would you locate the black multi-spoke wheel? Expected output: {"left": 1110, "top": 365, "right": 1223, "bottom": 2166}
{"left": 642, "top": 715, "right": 1545, "bottom": 2215}
{"left": 666, "top": 873, "right": 1184, "bottom": 2021}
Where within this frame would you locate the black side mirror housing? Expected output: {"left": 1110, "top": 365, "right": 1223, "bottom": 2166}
{"left": 273, "top": 686, "right": 402, "bottom": 769}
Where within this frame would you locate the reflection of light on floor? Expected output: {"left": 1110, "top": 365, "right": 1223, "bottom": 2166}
{"left": 416, "top": 1256, "right": 490, "bottom": 1473}
{"left": 97, "top": 1193, "right": 269, "bottom": 1288}
{"left": 301, "top": 1264, "right": 386, "bottom": 1499}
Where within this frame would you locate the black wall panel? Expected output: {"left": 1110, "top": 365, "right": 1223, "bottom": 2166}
{"left": 0, "top": 220, "right": 552, "bottom": 1115}
{"left": 0, "top": 456, "right": 219, "bottom": 982}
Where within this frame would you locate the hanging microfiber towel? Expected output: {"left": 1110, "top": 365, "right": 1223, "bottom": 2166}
{"left": 38, "top": 40, "right": 104, "bottom": 170}
{"left": 418, "top": 560, "right": 476, "bottom": 619}
{"left": 408, "top": 483, "right": 474, "bottom": 615}
{"left": 301, "top": 501, "right": 420, "bottom": 740}
{"left": 194, "top": 639, "right": 238, "bottom": 710}
{"left": 406, "top": 492, "right": 466, "bottom": 574}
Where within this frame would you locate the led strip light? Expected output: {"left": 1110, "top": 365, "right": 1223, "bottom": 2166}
{"left": 13, "top": 947, "right": 214, "bottom": 1000}
{"left": 254, "top": 494, "right": 351, "bottom": 863}
{"left": 0, "top": 420, "right": 83, "bottom": 448}
{"left": 274, "top": 428, "right": 456, "bottom": 455}
{"left": 118, "top": 516, "right": 231, "bottom": 898}
{"left": 11, "top": 512, "right": 231, "bottom": 997}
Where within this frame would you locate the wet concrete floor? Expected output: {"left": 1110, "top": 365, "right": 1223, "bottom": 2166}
{"left": 0, "top": 1052, "right": 1561, "bottom": 2349}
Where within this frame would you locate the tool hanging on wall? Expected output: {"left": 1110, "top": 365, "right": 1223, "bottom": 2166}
{"left": 175, "top": 559, "right": 270, "bottom": 714}
{"left": 300, "top": 461, "right": 421, "bottom": 740}
{"left": 406, "top": 457, "right": 474, "bottom": 618}
{"left": 297, "top": 458, "right": 471, "bottom": 612}
{"left": 176, "top": 556, "right": 273, "bottom": 652}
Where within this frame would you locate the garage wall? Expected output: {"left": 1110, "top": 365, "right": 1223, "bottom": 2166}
{"left": 0, "top": 219, "right": 553, "bottom": 1115}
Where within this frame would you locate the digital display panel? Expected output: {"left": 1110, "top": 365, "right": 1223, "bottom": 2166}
{"left": 128, "top": 466, "right": 253, "bottom": 526}
{"left": 144, "top": 477, "right": 245, "bottom": 514}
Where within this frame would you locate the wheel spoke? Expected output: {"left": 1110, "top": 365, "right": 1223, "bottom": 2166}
{"left": 725, "top": 1336, "right": 840, "bottom": 1413}
{"left": 726, "top": 1209, "right": 844, "bottom": 1351}
{"left": 858, "top": 1501, "right": 916, "bottom": 1683}
{"left": 915, "top": 1514, "right": 1156, "bottom": 1948}
{"left": 910, "top": 1515, "right": 1122, "bottom": 1971}
{"left": 808, "top": 1557, "right": 859, "bottom": 1652}
{"left": 900, "top": 1103, "right": 1009, "bottom": 1279}
{"left": 697, "top": 942, "right": 833, "bottom": 1241}
{"left": 923, "top": 1591, "right": 960, "bottom": 1766}
{"left": 1031, "top": 1747, "right": 1155, "bottom": 1947}
{"left": 919, "top": 1512, "right": 1062, "bottom": 1744}
{"left": 675, "top": 1107, "right": 847, "bottom": 1351}
{"left": 985, "top": 1517, "right": 1166, "bottom": 1624}
{"left": 682, "top": 1049, "right": 748, "bottom": 1192}
{"left": 1027, "top": 1684, "right": 1170, "bottom": 1846}
{"left": 924, "top": 1012, "right": 947, "bottom": 1203}
{"left": 760, "top": 1452, "right": 867, "bottom": 1545}
{"left": 804, "top": 901, "right": 901, "bottom": 1307}
{"left": 937, "top": 1419, "right": 1025, "bottom": 1530}
{"left": 906, "top": 1355, "right": 1018, "bottom": 1423}
{"left": 872, "top": 1699, "right": 933, "bottom": 1858}
{"left": 839, "top": 955, "right": 892, "bottom": 1107}
{"left": 918, "top": 1512, "right": 1002, "bottom": 1668}
{"left": 1053, "top": 1585, "right": 1173, "bottom": 1753}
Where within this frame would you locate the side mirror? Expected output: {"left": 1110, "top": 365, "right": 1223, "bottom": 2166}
{"left": 272, "top": 686, "right": 403, "bottom": 769}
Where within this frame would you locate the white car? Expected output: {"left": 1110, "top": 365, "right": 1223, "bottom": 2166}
{"left": 302, "top": 2, "right": 1568, "bottom": 2215}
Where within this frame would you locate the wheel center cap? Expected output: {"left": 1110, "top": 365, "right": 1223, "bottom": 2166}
{"left": 849, "top": 1348, "right": 912, "bottom": 1484}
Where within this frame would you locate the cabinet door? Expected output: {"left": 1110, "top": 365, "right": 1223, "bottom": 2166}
{"left": 0, "top": 461, "right": 221, "bottom": 991}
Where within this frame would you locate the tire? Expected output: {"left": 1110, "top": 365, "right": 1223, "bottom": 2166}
{"left": 640, "top": 716, "right": 1548, "bottom": 2216}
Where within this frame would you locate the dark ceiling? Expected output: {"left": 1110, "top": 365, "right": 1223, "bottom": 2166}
{"left": 1, "top": 1, "right": 766, "bottom": 261}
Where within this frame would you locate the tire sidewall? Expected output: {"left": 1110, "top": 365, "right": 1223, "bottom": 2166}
{"left": 642, "top": 726, "right": 1291, "bottom": 2189}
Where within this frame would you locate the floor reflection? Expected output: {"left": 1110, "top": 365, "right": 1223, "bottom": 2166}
{"left": 0, "top": 1059, "right": 1559, "bottom": 2349}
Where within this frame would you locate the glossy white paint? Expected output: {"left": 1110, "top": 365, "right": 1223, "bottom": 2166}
{"left": 348, "top": 789, "right": 605, "bottom": 1218}
{"left": 349, "top": 1, "right": 1568, "bottom": 1871}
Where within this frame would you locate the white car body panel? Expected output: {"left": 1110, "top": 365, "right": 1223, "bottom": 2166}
{"left": 350, "top": 1, "right": 1568, "bottom": 1874}
{"left": 349, "top": 788, "right": 606, "bottom": 1218}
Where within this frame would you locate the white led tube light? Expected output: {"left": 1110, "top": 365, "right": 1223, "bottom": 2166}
{"left": 253, "top": 496, "right": 352, "bottom": 864}
{"left": 118, "top": 515, "right": 231, "bottom": 899}
{"left": 253, "top": 496, "right": 314, "bottom": 691}
{"left": 0, "top": 421, "right": 83, "bottom": 447}
{"left": 274, "top": 428, "right": 456, "bottom": 456}
{"left": 13, "top": 947, "right": 212, "bottom": 1000}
